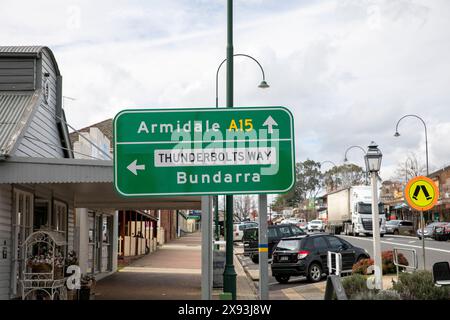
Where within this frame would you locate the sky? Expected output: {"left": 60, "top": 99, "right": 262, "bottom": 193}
{"left": 1, "top": 0, "right": 450, "bottom": 182}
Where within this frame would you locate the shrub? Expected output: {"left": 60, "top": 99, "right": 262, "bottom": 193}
{"left": 382, "top": 251, "right": 408, "bottom": 274}
{"left": 352, "top": 250, "right": 409, "bottom": 275}
{"left": 352, "top": 258, "right": 374, "bottom": 275}
{"left": 341, "top": 274, "right": 369, "bottom": 298}
{"left": 352, "top": 289, "right": 401, "bottom": 300}
{"left": 392, "top": 271, "right": 450, "bottom": 300}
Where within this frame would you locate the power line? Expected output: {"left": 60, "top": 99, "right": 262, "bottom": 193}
{"left": 38, "top": 102, "right": 113, "bottom": 160}
{"left": 23, "top": 135, "right": 107, "bottom": 161}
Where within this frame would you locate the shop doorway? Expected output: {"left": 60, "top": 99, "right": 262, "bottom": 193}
{"left": 87, "top": 212, "right": 113, "bottom": 274}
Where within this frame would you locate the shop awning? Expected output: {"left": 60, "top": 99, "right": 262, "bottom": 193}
{"left": 0, "top": 157, "right": 201, "bottom": 210}
{"left": 393, "top": 203, "right": 409, "bottom": 210}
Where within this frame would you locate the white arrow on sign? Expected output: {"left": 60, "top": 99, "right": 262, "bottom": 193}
{"left": 263, "top": 116, "right": 278, "bottom": 134}
{"left": 127, "top": 159, "right": 146, "bottom": 176}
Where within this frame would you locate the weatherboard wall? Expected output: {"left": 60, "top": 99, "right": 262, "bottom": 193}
{"left": 0, "top": 185, "right": 12, "bottom": 300}
{"left": 14, "top": 49, "right": 64, "bottom": 158}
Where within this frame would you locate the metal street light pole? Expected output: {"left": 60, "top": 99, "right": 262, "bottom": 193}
{"left": 223, "top": 0, "right": 237, "bottom": 300}
{"left": 214, "top": 54, "right": 269, "bottom": 249}
{"left": 394, "top": 114, "right": 429, "bottom": 176}
{"left": 344, "top": 145, "right": 368, "bottom": 185}
{"left": 365, "top": 142, "right": 383, "bottom": 290}
{"left": 394, "top": 114, "right": 429, "bottom": 270}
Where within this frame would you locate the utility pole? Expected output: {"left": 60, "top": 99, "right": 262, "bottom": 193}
{"left": 223, "top": 0, "right": 237, "bottom": 299}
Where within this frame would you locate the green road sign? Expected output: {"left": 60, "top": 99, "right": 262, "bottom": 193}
{"left": 113, "top": 106, "right": 295, "bottom": 197}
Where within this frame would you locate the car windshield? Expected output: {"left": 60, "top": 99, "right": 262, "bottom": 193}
{"left": 311, "top": 220, "right": 322, "bottom": 224}
{"left": 426, "top": 222, "right": 443, "bottom": 229}
{"left": 357, "top": 203, "right": 384, "bottom": 214}
{"left": 291, "top": 226, "right": 306, "bottom": 235}
{"left": 276, "top": 239, "right": 300, "bottom": 251}
{"left": 243, "top": 228, "right": 258, "bottom": 241}
{"left": 387, "top": 220, "right": 400, "bottom": 225}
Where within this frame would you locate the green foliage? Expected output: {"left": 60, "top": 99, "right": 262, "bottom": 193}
{"left": 323, "top": 163, "right": 365, "bottom": 192}
{"left": 351, "top": 290, "right": 401, "bottom": 300}
{"left": 274, "top": 159, "right": 323, "bottom": 208}
{"left": 341, "top": 274, "right": 369, "bottom": 298}
{"left": 392, "top": 271, "right": 450, "bottom": 300}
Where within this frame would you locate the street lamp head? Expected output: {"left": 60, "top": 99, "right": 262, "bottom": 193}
{"left": 394, "top": 132, "right": 400, "bottom": 137}
{"left": 365, "top": 141, "right": 383, "bottom": 173}
{"left": 258, "top": 80, "right": 270, "bottom": 89}
{"left": 344, "top": 157, "right": 348, "bottom": 162}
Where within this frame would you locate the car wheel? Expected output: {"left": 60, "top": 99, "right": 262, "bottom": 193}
{"left": 307, "top": 262, "right": 323, "bottom": 283}
{"left": 380, "top": 234, "right": 384, "bottom": 237}
{"left": 394, "top": 230, "right": 399, "bottom": 235}
{"left": 275, "top": 275, "right": 290, "bottom": 284}
{"left": 251, "top": 254, "right": 259, "bottom": 264}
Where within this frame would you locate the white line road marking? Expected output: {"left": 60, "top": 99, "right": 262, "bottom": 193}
{"left": 408, "top": 240, "right": 416, "bottom": 244}
{"left": 387, "top": 238, "right": 394, "bottom": 240}
{"left": 339, "top": 235, "right": 450, "bottom": 254}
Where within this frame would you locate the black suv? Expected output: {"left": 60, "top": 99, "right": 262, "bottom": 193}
{"left": 243, "top": 224, "right": 306, "bottom": 263}
{"left": 271, "top": 234, "right": 369, "bottom": 284}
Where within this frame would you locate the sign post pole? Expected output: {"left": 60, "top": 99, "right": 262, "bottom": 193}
{"left": 201, "top": 196, "right": 213, "bottom": 300}
{"left": 421, "top": 209, "right": 426, "bottom": 270}
{"left": 258, "top": 194, "right": 269, "bottom": 300}
{"left": 223, "top": 0, "right": 237, "bottom": 300}
{"left": 404, "top": 176, "right": 439, "bottom": 271}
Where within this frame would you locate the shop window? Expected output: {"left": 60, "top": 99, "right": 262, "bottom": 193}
{"left": 52, "top": 200, "right": 67, "bottom": 237}
{"left": 33, "top": 199, "right": 50, "bottom": 230}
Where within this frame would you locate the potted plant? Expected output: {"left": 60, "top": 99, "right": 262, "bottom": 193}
{"left": 79, "top": 274, "right": 96, "bottom": 300}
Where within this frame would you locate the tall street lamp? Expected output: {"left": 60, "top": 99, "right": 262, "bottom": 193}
{"left": 364, "top": 141, "right": 383, "bottom": 290}
{"left": 216, "top": 53, "right": 269, "bottom": 108}
{"left": 344, "top": 145, "right": 368, "bottom": 184}
{"left": 215, "top": 53, "right": 269, "bottom": 295}
{"left": 214, "top": 53, "right": 269, "bottom": 246}
{"left": 394, "top": 114, "right": 429, "bottom": 176}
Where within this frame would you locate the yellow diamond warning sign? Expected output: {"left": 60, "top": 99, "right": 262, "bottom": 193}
{"left": 404, "top": 176, "right": 439, "bottom": 211}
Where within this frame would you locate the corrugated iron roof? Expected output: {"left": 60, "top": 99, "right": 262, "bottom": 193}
{"left": 0, "top": 46, "right": 61, "bottom": 76}
{"left": 0, "top": 46, "right": 44, "bottom": 54}
{"left": 0, "top": 156, "right": 113, "bottom": 184}
{"left": 0, "top": 92, "right": 40, "bottom": 157}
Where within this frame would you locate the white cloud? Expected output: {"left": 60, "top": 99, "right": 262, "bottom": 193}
{"left": 1, "top": 0, "right": 450, "bottom": 181}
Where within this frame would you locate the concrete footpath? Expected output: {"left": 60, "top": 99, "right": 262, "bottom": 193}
{"left": 95, "top": 232, "right": 202, "bottom": 299}
{"left": 95, "top": 232, "right": 259, "bottom": 300}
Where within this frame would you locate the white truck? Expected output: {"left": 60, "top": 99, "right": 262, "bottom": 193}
{"left": 326, "top": 185, "right": 386, "bottom": 236}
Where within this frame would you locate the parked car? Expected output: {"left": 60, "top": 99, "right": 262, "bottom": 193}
{"left": 233, "top": 221, "right": 258, "bottom": 242}
{"left": 432, "top": 222, "right": 450, "bottom": 241}
{"left": 280, "top": 218, "right": 307, "bottom": 229}
{"left": 243, "top": 224, "right": 306, "bottom": 263}
{"left": 271, "top": 234, "right": 370, "bottom": 284}
{"left": 307, "top": 219, "right": 326, "bottom": 232}
{"left": 417, "top": 222, "right": 447, "bottom": 240}
{"left": 385, "top": 220, "right": 415, "bottom": 236}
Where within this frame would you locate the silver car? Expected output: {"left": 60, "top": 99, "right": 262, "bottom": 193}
{"left": 417, "top": 222, "right": 446, "bottom": 239}
{"left": 385, "top": 220, "right": 414, "bottom": 236}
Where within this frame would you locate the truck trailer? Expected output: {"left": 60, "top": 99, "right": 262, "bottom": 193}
{"left": 326, "top": 185, "right": 386, "bottom": 236}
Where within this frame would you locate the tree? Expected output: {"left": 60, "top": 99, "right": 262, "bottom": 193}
{"left": 296, "top": 159, "right": 323, "bottom": 201}
{"left": 233, "top": 195, "right": 256, "bottom": 221}
{"left": 392, "top": 152, "right": 427, "bottom": 183}
{"left": 273, "top": 159, "right": 323, "bottom": 209}
{"left": 323, "top": 163, "right": 366, "bottom": 192}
